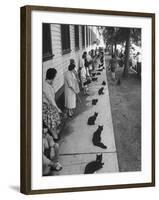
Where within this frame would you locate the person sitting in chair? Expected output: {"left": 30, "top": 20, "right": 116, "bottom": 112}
{"left": 42, "top": 122, "right": 62, "bottom": 175}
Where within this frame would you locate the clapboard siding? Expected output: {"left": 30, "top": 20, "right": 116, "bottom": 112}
{"left": 43, "top": 24, "right": 100, "bottom": 96}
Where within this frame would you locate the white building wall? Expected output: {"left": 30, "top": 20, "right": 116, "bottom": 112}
{"left": 42, "top": 24, "right": 103, "bottom": 95}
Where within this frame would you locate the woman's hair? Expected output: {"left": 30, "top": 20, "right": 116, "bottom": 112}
{"left": 68, "top": 64, "right": 75, "bottom": 71}
{"left": 82, "top": 51, "right": 87, "bottom": 59}
{"left": 46, "top": 68, "right": 57, "bottom": 80}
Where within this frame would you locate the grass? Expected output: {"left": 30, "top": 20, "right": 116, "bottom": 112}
{"left": 107, "top": 64, "right": 141, "bottom": 172}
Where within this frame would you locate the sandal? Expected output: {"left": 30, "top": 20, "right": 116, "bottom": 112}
{"left": 54, "top": 162, "right": 63, "bottom": 171}
{"left": 50, "top": 162, "right": 62, "bottom": 171}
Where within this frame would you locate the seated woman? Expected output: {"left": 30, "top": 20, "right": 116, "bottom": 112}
{"left": 43, "top": 68, "right": 62, "bottom": 140}
{"left": 43, "top": 122, "right": 62, "bottom": 176}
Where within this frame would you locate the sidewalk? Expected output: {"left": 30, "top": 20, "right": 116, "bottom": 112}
{"left": 105, "top": 54, "right": 141, "bottom": 172}
{"left": 53, "top": 56, "right": 119, "bottom": 175}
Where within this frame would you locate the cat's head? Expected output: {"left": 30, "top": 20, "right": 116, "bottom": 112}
{"left": 96, "top": 153, "right": 103, "bottom": 163}
{"left": 94, "top": 112, "right": 98, "bottom": 117}
{"left": 93, "top": 99, "right": 98, "bottom": 102}
{"left": 98, "top": 125, "right": 103, "bottom": 130}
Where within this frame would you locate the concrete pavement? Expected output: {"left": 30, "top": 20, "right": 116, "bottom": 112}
{"left": 52, "top": 56, "right": 119, "bottom": 176}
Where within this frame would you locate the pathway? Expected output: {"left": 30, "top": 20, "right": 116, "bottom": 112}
{"left": 52, "top": 55, "right": 119, "bottom": 175}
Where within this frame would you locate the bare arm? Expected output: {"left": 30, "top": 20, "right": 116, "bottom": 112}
{"left": 43, "top": 84, "right": 61, "bottom": 112}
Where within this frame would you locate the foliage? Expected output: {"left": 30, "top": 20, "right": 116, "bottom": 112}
{"left": 102, "top": 26, "right": 141, "bottom": 77}
{"left": 103, "top": 27, "right": 141, "bottom": 46}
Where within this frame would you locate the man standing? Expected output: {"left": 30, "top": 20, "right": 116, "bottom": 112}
{"left": 109, "top": 54, "right": 118, "bottom": 81}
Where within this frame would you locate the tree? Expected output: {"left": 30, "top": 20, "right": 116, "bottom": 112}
{"left": 122, "top": 29, "right": 130, "bottom": 77}
{"left": 102, "top": 27, "right": 141, "bottom": 77}
{"left": 116, "top": 28, "right": 141, "bottom": 77}
{"left": 102, "top": 27, "right": 118, "bottom": 54}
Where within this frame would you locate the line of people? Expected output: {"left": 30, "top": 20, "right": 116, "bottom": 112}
{"left": 42, "top": 49, "right": 101, "bottom": 175}
{"left": 108, "top": 50, "right": 142, "bottom": 82}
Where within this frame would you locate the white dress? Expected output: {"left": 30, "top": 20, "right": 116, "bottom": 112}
{"left": 64, "top": 71, "right": 76, "bottom": 109}
{"left": 43, "top": 81, "right": 56, "bottom": 107}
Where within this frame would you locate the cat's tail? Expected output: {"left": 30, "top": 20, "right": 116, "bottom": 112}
{"left": 95, "top": 142, "right": 107, "bottom": 149}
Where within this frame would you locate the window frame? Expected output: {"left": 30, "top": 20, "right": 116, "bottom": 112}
{"left": 74, "top": 25, "right": 80, "bottom": 51}
{"left": 61, "top": 24, "right": 71, "bottom": 55}
{"left": 86, "top": 26, "right": 89, "bottom": 47}
{"left": 81, "top": 25, "right": 85, "bottom": 48}
{"left": 42, "top": 23, "right": 54, "bottom": 62}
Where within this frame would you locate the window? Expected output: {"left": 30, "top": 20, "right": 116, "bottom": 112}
{"left": 88, "top": 28, "right": 91, "bottom": 45}
{"left": 82, "top": 26, "right": 85, "bottom": 47}
{"left": 61, "top": 24, "right": 71, "bottom": 54}
{"left": 42, "top": 24, "right": 53, "bottom": 61}
{"left": 74, "top": 25, "right": 79, "bottom": 50}
{"left": 86, "top": 26, "right": 89, "bottom": 46}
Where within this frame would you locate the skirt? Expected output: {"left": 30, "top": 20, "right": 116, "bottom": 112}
{"left": 43, "top": 102, "right": 61, "bottom": 131}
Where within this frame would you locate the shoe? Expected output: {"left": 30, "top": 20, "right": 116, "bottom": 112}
{"left": 54, "top": 162, "right": 63, "bottom": 171}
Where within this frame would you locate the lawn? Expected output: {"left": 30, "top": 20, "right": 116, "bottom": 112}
{"left": 107, "top": 64, "right": 141, "bottom": 172}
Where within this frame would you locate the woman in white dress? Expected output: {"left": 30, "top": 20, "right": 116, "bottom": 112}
{"left": 87, "top": 51, "right": 93, "bottom": 76}
{"left": 64, "top": 64, "right": 78, "bottom": 117}
{"left": 80, "top": 52, "right": 89, "bottom": 95}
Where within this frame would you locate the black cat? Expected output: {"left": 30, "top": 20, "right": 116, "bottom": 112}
{"left": 102, "top": 81, "right": 106, "bottom": 86}
{"left": 92, "top": 77, "right": 98, "bottom": 82}
{"left": 99, "top": 64, "right": 103, "bottom": 68}
{"left": 87, "top": 112, "right": 98, "bottom": 125}
{"left": 84, "top": 79, "right": 91, "bottom": 86}
{"left": 92, "top": 73, "right": 96, "bottom": 77}
{"left": 98, "top": 68, "right": 103, "bottom": 72}
{"left": 92, "top": 99, "right": 98, "bottom": 105}
{"left": 98, "top": 87, "right": 104, "bottom": 95}
{"left": 92, "top": 125, "right": 107, "bottom": 149}
{"left": 84, "top": 154, "right": 104, "bottom": 174}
